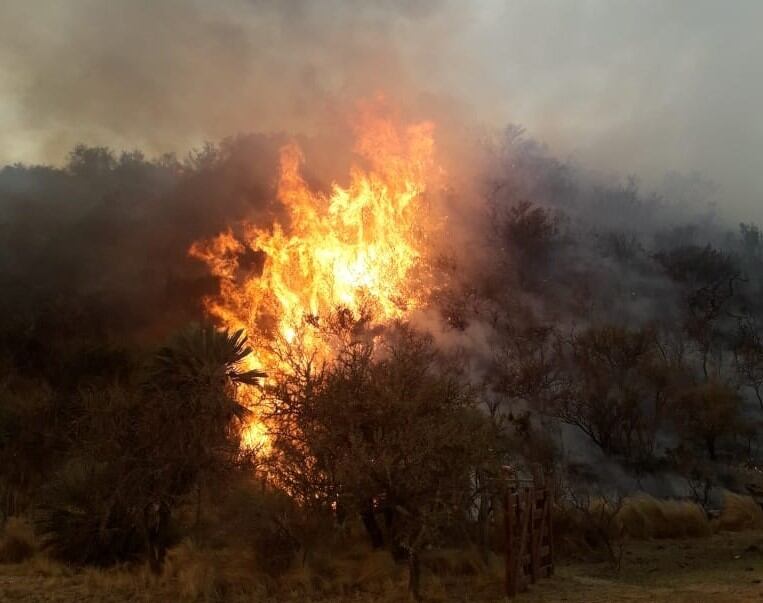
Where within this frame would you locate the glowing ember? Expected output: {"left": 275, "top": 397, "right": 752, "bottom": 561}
{"left": 190, "top": 108, "right": 439, "bottom": 448}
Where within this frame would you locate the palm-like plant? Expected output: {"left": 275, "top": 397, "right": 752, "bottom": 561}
{"left": 151, "top": 324, "right": 264, "bottom": 419}
{"left": 38, "top": 326, "right": 266, "bottom": 571}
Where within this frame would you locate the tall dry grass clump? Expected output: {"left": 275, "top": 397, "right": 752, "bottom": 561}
{"left": 554, "top": 493, "right": 714, "bottom": 565}
{"left": 616, "top": 495, "right": 711, "bottom": 539}
{"left": 717, "top": 492, "right": 763, "bottom": 531}
{"left": 0, "top": 517, "right": 38, "bottom": 563}
{"left": 164, "top": 540, "right": 267, "bottom": 602}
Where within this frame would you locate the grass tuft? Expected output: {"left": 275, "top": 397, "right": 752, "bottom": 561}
{"left": 717, "top": 492, "right": 763, "bottom": 531}
{"left": 616, "top": 495, "right": 711, "bottom": 539}
{"left": 0, "top": 517, "right": 38, "bottom": 564}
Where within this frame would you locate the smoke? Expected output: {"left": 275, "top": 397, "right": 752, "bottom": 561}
{"left": 1, "top": 0, "right": 762, "bottom": 483}
{"left": 0, "top": 0, "right": 454, "bottom": 164}
{"left": 1, "top": 0, "right": 762, "bottom": 221}
{"left": 0, "top": 135, "right": 290, "bottom": 347}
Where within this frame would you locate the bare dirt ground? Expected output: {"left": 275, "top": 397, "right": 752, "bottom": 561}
{"left": 0, "top": 531, "right": 761, "bottom": 602}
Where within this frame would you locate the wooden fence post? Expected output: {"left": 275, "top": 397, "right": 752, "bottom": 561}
{"left": 546, "top": 484, "right": 554, "bottom": 576}
{"left": 505, "top": 481, "right": 554, "bottom": 598}
{"left": 505, "top": 491, "right": 517, "bottom": 597}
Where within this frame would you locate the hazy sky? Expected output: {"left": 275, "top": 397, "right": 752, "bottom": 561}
{"left": 1, "top": 0, "right": 761, "bottom": 219}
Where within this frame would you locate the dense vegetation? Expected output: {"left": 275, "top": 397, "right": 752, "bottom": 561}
{"left": 1, "top": 130, "right": 762, "bottom": 598}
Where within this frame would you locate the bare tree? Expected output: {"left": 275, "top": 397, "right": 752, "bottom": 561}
{"left": 733, "top": 317, "right": 763, "bottom": 410}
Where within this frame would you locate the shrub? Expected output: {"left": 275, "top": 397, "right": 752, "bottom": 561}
{"left": 616, "top": 495, "right": 711, "bottom": 539}
{"left": 212, "top": 479, "right": 319, "bottom": 577}
{"left": 36, "top": 459, "right": 145, "bottom": 566}
{"left": 717, "top": 492, "right": 763, "bottom": 531}
{"left": 0, "top": 517, "right": 37, "bottom": 563}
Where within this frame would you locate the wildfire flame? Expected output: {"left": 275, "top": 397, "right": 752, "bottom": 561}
{"left": 190, "top": 109, "right": 440, "bottom": 448}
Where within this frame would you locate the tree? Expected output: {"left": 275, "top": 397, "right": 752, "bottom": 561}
{"left": 733, "top": 317, "right": 763, "bottom": 410}
{"left": 493, "top": 200, "right": 559, "bottom": 289}
{"left": 485, "top": 320, "right": 564, "bottom": 478}
{"left": 670, "top": 380, "right": 741, "bottom": 461}
{"left": 656, "top": 244, "right": 742, "bottom": 380}
{"left": 264, "top": 319, "right": 489, "bottom": 600}
{"left": 0, "top": 378, "right": 54, "bottom": 521}
{"left": 38, "top": 325, "right": 262, "bottom": 571}
{"left": 66, "top": 144, "right": 116, "bottom": 178}
{"left": 552, "top": 325, "right": 666, "bottom": 465}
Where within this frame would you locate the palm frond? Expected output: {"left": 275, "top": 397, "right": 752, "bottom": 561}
{"left": 151, "top": 324, "right": 265, "bottom": 389}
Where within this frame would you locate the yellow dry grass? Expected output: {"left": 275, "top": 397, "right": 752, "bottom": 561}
{"left": 0, "top": 517, "right": 38, "bottom": 564}
{"left": 717, "top": 492, "right": 763, "bottom": 532}
{"left": 2, "top": 530, "right": 763, "bottom": 602}
{"left": 616, "top": 495, "right": 712, "bottom": 539}
{"left": 1, "top": 493, "right": 762, "bottom": 601}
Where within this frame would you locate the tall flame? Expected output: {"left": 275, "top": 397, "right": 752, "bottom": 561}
{"left": 190, "top": 109, "right": 439, "bottom": 447}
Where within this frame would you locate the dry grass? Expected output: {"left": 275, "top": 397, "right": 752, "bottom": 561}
{"left": 1, "top": 495, "right": 762, "bottom": 601}
{"left": 0, "top": 517, "right": 38, "bottom": 564}
{"left": 557, "top": 492, "right": 762, "bottom": 556}
{"left": 717, "top": 492, "right": 763, "bottom": 531}
{"left": 154, "top": 541, "right": 503, "bottom": 601}
{"left": 521, "top": 530, "right": 763, "bottom": 603}
{"left": 2, "top": 531, "right": 763, "bottom": 602}
{"left": 616, "top": 495, "right": 712, "bottom": 539}
{"left": 555, "top": 494, "right": 713, "bottom": 564}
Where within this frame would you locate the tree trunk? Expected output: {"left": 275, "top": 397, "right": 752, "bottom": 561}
{"left": 706, "top": 435, "right": 717, "bottom": 461}
{"left": 408, "top": 548, "right": 421, "bottom": 601}
{"left": 360, "top": 500, "right": 384, "bottom": 548}
{"left": 195, "top": 482, "right": 203, "bottom": 530}
{"left": 145, "top": 501, "right": 171, "bottom": 575}
{"left": 476, "top": 471, "right": 491, "bottom": 562}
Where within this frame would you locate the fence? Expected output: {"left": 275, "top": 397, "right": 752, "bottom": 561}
{"left": 504, "top": 481, "right": 554, "bottom": 597}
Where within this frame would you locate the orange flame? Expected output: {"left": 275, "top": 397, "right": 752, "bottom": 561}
{"left": 190, "top": 109, "right": 439, "bottom": 448}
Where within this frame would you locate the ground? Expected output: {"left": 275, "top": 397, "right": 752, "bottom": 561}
{"left": 0, "top": 531, "right": 761, "bottom": 602}
{"left": 517, "top": 530, "right": 763, "bottom": 603}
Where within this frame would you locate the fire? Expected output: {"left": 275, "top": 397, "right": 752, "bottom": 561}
{"left": 190, "top": 109, "right": 440, "bottom": 448}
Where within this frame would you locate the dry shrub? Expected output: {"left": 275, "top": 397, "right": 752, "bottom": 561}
{"left": 211, "top": 480, "right": 317, "bottom": 578}
{"left": 420, "top": 547, "right": 490, "bottom": 576}
{"left": 36, "top": 459, "right": 145, "bottom": 566}
{"left": 717, "top": 492, "right": 763, "bottom": 531}
{"left": 616, "top": 495, "right": 711, "bottom": 539}
{"left": 0, "top": 517, "right": 37, "bottom": 563}
{"left": 553, "top": 503, "right": 600, "bottom": 559}
{"left": 19, "top": 555, "right": 71, "bottom": 577}
{"left": 284, "top": 543, "right": 497, "bottom": 600}
{"left": 554, "top": 495, "right": 626, "bottom": 567}
{"left": 168, "top": 542, "right": 224, "bottom": 602}
{"left": 282, "top": 540, "right": 401, "bottom": 599}
{"left": 80, "top": 564, "right": 154, "bottom": 598}
{"left": 165, "top": 540, "right": 266, "bottom": 602}
{"left": 557, "top": 494, "right": 713, "bottom": 558}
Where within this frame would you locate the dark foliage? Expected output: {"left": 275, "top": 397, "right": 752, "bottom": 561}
{"left": 1, "top": 131, "right": 763, "bottom": 574}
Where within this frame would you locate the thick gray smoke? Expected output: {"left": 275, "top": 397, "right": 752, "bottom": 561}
{"left": 1, "top": 0, "right": 762, "bottom": 221}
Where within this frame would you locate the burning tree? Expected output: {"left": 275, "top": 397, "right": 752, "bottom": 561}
{"left": 187, "top": 112, "right": 491, "bottom": 597}
{"left": 189, "top": 108, "right": 443, "bottom": 452}
{"left": 264, "top": 318, "right": 489, "bottom": 599}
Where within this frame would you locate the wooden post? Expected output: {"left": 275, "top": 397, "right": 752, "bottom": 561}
{"left": 546, "top": 483, "right": 554, "bottom": 576}
{"left": 513, "top": 489, "right": 530, "bottom": 594}
{"left": 505, "top": 481, "right": 554, "bottom": 597}
{"left": 530, "top": 489, "right": 540, "bottom": 583}
{"left": 505, "top": 491, "right": 517, "bottom": 597}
